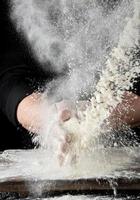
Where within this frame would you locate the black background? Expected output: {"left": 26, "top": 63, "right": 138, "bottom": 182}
{"left": 0, "top": 0, "right": 34, "bottom": 150}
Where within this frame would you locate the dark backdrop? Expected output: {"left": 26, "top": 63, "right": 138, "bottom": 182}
{"left": 0, "top": 0, "right": 34, "bottom": 150}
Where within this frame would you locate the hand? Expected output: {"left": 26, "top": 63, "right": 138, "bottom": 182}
{"left": 40, "top": 100, "right": 83, "bottom": 166}
{"left": 52, "top": 100, "right": 89, "bottom": 166}
{"left": 17, "top": 93, "right": 89, "bottom": 165}
{"left": 17, "top": 93, "right": 77, "bottom": 130}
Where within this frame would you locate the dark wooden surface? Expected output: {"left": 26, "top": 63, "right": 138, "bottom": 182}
{"left": 0, "top": 148, "right": 140, "bottom": 197}
{"left": 0, "top": 177, "right": 140, "bottom": 196}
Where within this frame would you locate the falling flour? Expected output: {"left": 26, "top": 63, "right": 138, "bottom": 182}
{"left": 59, "top": 0, "right": 140, "bottom": 164}
{"left": 10, "top": 0, "right": 140, "bottom": 166}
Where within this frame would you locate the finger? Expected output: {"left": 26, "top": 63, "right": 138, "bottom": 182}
{"left": 52, "top": 124, "right": 67, "bottom": 142}
{"left": 65, "top": 133, "right": 73, "bottom": 144}
{"left": 55, "top": 100, "right": 76, "bottom": 120}
{"left": 58, "top": 150, "right": 77, "bottom": 166}
{"left": 61, "top": 142, "right": 70, "bottom": 154}
{"left": 58, "top": 139, "right": 72, "bottom": 166}
{"left": 59, "top": 134, "right": 73, "bottom": 156}
{"left": 60, "top": 109, "right": 71, "bottom": 122}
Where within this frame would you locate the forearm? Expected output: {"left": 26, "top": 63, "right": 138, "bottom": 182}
{"left": 109, "top": 92, "right": 140, "bottom": 127}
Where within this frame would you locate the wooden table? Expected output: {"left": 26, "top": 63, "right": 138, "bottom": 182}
{"left": 0, "top": 148, "right": 140, "bottom": 197}
{"left": 0, "top": 177, "right": 140, "bottom": 198}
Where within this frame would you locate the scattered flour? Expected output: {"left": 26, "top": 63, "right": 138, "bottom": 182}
{"left": 10, "top": 0, "right": 140, "bottom": 166}
{"left": 46, "top": 0, "right": 140, "bottom": 164}
{"left": 25, "top": 196, "right": 140, "bottom": 200}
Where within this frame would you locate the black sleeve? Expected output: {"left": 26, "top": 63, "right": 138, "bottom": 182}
{"left": 0, "top": 1, "right": 55, "bottom": 127}
{"left": 0, "top": 53, "right": 48, "bottom": 127}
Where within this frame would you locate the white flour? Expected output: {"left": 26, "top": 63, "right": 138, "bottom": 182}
{"left": 10, "top": 0, "right": 140, "bottom": 170}
{"left": 31, "top": 0, "right": 140, "bottom": 166}
{"left": 76, "top": 0, "right": 140, "bottom": 149}
{"left": 21, "top": 195, "right": 139, "bottom": 200}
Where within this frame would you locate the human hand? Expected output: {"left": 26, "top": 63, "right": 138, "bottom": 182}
{"left": 40, "top": 100, "right": 79, "bottom": 166}
{"left": 39, "top": 99, "right": 90, "bottom": 166}
{"left": 50, "top": 100, "right": 90, "bottom": 166}
{"left": 17, "top": 93, "right": 89, "bottom": 165}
